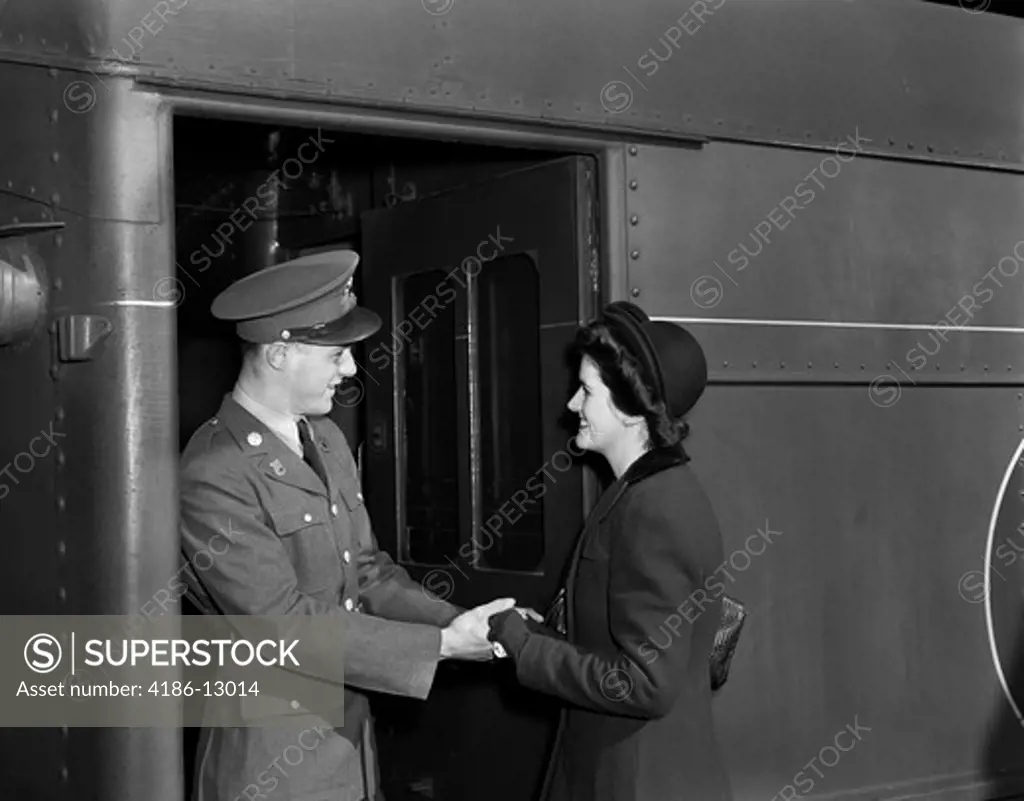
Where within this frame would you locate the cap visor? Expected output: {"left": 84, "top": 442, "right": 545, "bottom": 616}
{"left": 295, "top": 307, "right": 383, "bottom": 346}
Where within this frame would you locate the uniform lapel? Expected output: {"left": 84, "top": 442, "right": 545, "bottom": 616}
{"left": 216, "top": 396, "right": 328, "bottom": 498}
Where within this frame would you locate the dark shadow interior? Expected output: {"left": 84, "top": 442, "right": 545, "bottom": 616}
{"left": 174, "top": 117, "right": 560, "bottom": 454}
{"left": 172, "top": 116, "right": 574, "bottom": 801}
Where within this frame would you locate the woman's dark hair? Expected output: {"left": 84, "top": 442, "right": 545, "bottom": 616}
{"left": 573, "top": 321, "right": 689, "bottom": 448}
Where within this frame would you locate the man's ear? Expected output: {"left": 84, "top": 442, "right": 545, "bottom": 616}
{"left": 265, "top": 342, "right": 289, "bottom": 370}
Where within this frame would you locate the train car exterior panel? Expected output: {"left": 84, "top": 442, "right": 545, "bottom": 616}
{"left": 626, "top": 140, "right": 1024, "bottom": 383}
{"left": 687, "top": 384, "right": 1024, "bottom": 800}
{"left": 3, "top": 1, "right": 1024, "bottom": 170}
{"left": 0, "top": 69, "right": 183, "bottom": 799}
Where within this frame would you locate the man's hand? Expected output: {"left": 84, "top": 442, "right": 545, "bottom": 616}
{"left": 440, "top": 597, "right": 516, "bottom": 660}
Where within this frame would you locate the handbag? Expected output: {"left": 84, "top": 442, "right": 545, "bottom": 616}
{"left": 543, "top": 588, "right": 747, "bottom": 692}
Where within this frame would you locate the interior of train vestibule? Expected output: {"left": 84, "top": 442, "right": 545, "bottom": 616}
{"left": 173, "top": 116, "right": 602, "bottom": 801}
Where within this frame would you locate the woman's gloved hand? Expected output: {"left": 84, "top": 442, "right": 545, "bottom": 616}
{"left": 487, "top": 608, "right": 532, "bottom": 660}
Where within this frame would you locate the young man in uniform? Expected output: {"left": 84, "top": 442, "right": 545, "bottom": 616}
{"left": 179, "top": 250, "right": 513, "bottom": 801}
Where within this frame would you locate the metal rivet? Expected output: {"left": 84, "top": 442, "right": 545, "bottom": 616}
{"left": 59, "top": 765, "right": 68, "bottom": 781}
{"left": 51, "top": 151, "right": 59, "bottom": 163}
{"left": 57, "top": 541, "right": 66, "bottom": 556}
{"left": 29, "top": 186, "right": 35, "bottom": 195}
{"left": 5, "top": 180, "right": 11, "bottom": 188}
{"left": 628, "top": 146, "right": 638, "bottom": 156}
{"left": 860, "top": 364, "right": 865, "bottom": 370}
{"left": 629, "top": 215, "right": 639, "bottom": 226}
{"left": 54, "top": 233, "right": 63, "bottom": 247}
{"left": 56, "top": 496, "right": 66, "bottom": 512}
{"left": 49, "top": 110, "right": 58, "bottom": 123}
{"left": 60, "top": 726, "right": 68, "bottom": 738}
{"left": 50, "top": 365, "right": 60, "bottom": 380}
{"left": 984, "top": 365, "right": 989, "bottom": 371}
{"left": 51, "top": 192, "right": 60, "bottom": 205}
{"left": 807, "top": 362, "right": 812, "bottom": 368}
{"left": 53, "top": 276, "right": 62, "bottom": 291}
{"left": 629, "top": 180, "right": 638, "bottom": 190}
{"left": 780, "top": 362, "right": 786, "bottom": 369}
{"left": 630, "top": 287, "right": 640, "bottom": 297}
{"left": 56, "top": 451, "right": 65, "bottom": 468}
{"left": 58, "top": 588, "right": 66, "bottom": 603}
{"left": 722, "top": 361, "right": 728, "bottom": 368}
{"left": 49, "top": 320, "right": 57, "bottom": 334}
{"left": 54, "top": 407, "right": 65, "bottom": 423}
{"left": 834, "top": 362, "right": 839, "bottom": 368}
{"left": 630, "top": 250, "right": 640, "bottom": 260}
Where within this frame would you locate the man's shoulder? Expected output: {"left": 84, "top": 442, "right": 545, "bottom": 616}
{"left": 181, "top": 416, "right": 246, "bottom": 477}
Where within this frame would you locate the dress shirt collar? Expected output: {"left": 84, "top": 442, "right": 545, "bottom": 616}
{"left": 231, "top": 383, "right": 304, "bottom": 456}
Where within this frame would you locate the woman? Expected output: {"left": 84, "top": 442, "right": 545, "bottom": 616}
{"left": 488, "top": 301, "right": 732, "bottom": 801}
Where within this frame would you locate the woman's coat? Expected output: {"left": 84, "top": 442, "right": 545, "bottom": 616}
{"left": 492, "top": 445, "right": 733, "bottom": 801}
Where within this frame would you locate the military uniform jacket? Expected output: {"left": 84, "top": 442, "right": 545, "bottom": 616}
{"left": 504, "top": 447, "right": 733, "bottom": 801}
{"left": 179, "top": 394, "right": 461, "bottom": 801}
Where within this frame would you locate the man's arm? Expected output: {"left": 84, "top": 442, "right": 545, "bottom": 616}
{"left": 180, "top": 459, "right": 443, "bottom": 700}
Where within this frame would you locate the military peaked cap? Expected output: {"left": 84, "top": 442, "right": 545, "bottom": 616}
{"left": 211, "top": 250, "right": 382, "bottom": 346}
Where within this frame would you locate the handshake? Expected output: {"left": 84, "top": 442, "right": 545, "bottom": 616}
{"left": 439, "top": 598, "right": 541, "bottom": 661}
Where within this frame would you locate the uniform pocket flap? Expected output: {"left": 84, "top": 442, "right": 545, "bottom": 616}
{"left": 267, "top": 505, "right": 324, "bottom": 536}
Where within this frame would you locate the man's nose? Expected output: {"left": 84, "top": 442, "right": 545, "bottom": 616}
{"left": 339, "top": 351, "right": 357, "bottom": 377}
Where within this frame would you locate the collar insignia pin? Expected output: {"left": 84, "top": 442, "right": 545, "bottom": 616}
{"left": 247, "top": 431, "right": 263, "bottom": 447}
{"left": 270, "top": 458, "right": 286, "bottom": 476}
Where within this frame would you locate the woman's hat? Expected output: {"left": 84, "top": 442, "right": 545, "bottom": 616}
{"left": 601, "top": 301, "right": 708, "bottom": 418}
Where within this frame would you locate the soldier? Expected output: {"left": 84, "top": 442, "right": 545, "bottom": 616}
{"left": 179, "top": 250, "right": 513, "bottom": 801}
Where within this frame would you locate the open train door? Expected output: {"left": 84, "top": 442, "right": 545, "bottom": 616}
{"left": 359, "top": 155, "right": 599, "bottom": 801}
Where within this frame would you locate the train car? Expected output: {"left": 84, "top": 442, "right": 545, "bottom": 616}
{"left": 3, "top": 0, "right": 1024, "bottom": 798}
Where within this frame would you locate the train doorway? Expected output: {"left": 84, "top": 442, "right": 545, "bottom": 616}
{"left": 173, "top": 118, "right": 600, "bottom": 801}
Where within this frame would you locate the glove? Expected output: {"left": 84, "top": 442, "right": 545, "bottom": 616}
{"left": 487, "top": 608, "right": 531, "bottom": 660}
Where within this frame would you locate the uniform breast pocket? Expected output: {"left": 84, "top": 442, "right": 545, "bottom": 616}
{"left": 267, "top": 505, "right": 342, "bottom": 593}
{"left": 337, "top": 477, "right": 364, "bottom": 515}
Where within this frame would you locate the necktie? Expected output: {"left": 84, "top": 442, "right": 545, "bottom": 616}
{"left": 297, "top": 418, "right": 330, "bottom": 490}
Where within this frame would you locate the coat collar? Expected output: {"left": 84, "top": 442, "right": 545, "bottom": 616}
{"left": 214, "top": 394, "right": 328, "bottom": 498}
{"left": 595, "top": 444, "right": 690, "bottom": 522}
{"left": 619, "top": 443, "right": 689, "bottom": 487}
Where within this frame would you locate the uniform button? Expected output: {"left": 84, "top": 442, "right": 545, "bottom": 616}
{"left": 344, "top": 598, "right": 354, "bottom": 611}
{"left": 303, "top": 513, "right": 313, "bottom": 523}
{"left": 290, "top": 700, "right": 299, "bottom": 710}
{"left": 343, "top": 550, "right": 351, "bottom": 564}
{"left": 331, "top": 504, "right": 339, "bottom": 516}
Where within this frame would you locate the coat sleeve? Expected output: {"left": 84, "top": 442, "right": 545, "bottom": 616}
{"left": 331, "top": 427, "right": 464, "bottom": 628}
{"left": 180, "top": 457, "right": 444, "bottom": 700}
{"left": 494, "top": 489, "right": 698, "bottom": 719}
